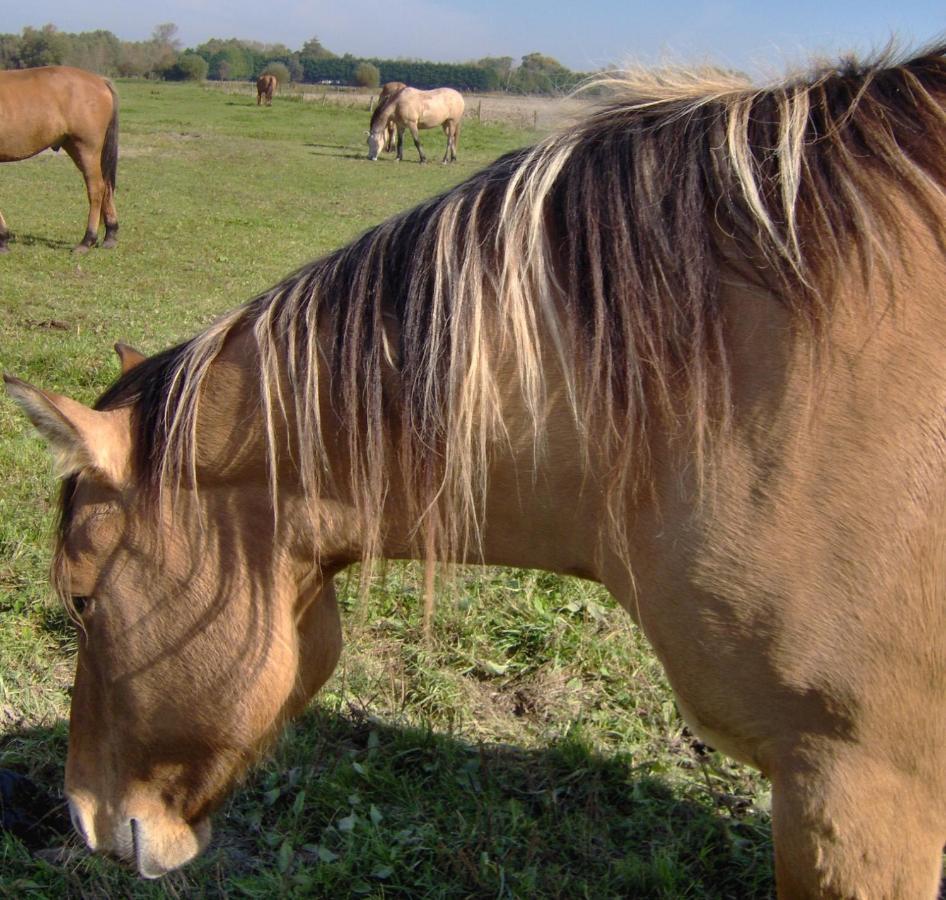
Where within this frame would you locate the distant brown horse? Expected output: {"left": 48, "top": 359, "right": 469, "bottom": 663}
{"left": 377, "top": 81, "right": 406, "bottom": 152}
{"left": 367, "top": 86, "right": 463, "bottom": 163}
{"left": 256, "top": 74, "right": 277, "bottom": 106}
{"left": 0, "top": 66, "right": 118, "bottom": 252}
{"left": 10, "top": 43, "right": 946, "bottom": 896}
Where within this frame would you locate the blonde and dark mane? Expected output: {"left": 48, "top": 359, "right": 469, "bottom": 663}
{"left": 84, "top": 43, "right": 946, "bottom": 569}
{"left": 368, "top": 88, "right": 403, "bottom": 133}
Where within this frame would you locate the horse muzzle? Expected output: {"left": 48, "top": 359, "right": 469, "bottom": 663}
{"left": 67, "top": 789, "right": 211, "bottom": 878}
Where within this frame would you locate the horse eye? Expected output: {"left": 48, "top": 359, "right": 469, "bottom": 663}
{"left": 72, "top": 596, "right": 93, "bottom": 616}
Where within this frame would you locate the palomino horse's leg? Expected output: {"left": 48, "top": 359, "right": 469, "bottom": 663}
{"left": 441, "top": 123, "right": 451, "bottom": 164}
{"left": 408, "top": 123, "right": 426, "bottom": 163}
{"left": 62, "top": 140, "right": 106, "bottom": 252}
{"left": 396, "top": 126, "right": 405, "bottom": 162}
{"left": 441, "top": 121, "right": 459, "bottom": 164}
{"left": 0, "top": 207, "right": 9, "bottom": 253}
{"left": 770, "top": 754, "right": 944, "bottom": 897}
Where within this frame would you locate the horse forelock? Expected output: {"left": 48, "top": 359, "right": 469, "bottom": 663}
{"left": 64, "top": 42, "right": 946, "bottom": 571}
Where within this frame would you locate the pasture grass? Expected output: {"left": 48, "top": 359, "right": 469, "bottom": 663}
{"left": 0, "top": 80, "right": 773, "bottom": 897}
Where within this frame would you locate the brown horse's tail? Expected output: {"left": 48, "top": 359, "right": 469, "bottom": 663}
{"left": 102, "top": 81, "right": 119, "bottom": 191}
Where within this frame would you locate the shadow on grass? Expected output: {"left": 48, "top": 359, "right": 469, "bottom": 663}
{"left": 7, "top": 233, "right": 74, "bottom": 251}
{"left": 0, "top": 706, "right": 775, "bottom": 898}
{"left": 307, "top": 148, "right": 368, "bottom": 161}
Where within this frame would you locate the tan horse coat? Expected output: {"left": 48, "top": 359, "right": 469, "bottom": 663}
{"left": 367, "top": 86, "right": 464, "bottom": 163}
{"left": 378, "top": 81, "right": 407, "bottom": 152}
{"left": 8, "top": 44, "right": 946, "bottom": 896}
{"left": 0, "top": 66, "right": 118, "bottom": 251}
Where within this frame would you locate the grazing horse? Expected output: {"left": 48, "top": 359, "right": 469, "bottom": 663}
{"left": 0, "top": 66, "right": 118, "bottom": 252}
{"left": 9, "top": 44, "right": 946, "bottom": 896}
{"left": 367, "top": 86, "right": 463, "bottom": 163}
{"left": 377, "top": 81, "right": 407, "bottom": 152}
{"left": 256, "top": 74, "right": 277, "bottom": 106}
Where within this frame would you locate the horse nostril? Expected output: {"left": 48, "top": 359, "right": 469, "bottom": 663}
{"left": 68, "top": 797, "right": 90, "bottom": 847}
{"left": 130, "top": 817, "right": 140, "bottom": 863}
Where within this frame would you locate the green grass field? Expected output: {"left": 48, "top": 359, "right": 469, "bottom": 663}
{"left": 0, "top": 80, "right": 773, "bottom": 898}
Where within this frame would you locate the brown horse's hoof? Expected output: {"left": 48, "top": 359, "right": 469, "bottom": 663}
{"left": 102, "top": 237, "right": 118, "bottom": 249}
{"left": 0, "top": 244, "right": 9, "bottom": 254}
{"left": 72, "top": 243, "right": 92, "bottom": 255}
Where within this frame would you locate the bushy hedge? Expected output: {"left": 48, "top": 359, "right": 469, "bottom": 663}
{"left": 0, "top": 25, "right": 586, "bottom": 95}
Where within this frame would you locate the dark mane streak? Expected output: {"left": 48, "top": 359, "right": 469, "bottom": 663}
{"left": 71, "top": 43, "right": 946, "bottom": 567}
{"left": 369, "top": 90, "right": 403, "bottom": 133}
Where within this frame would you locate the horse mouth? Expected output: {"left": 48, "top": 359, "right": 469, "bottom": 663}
{"left": 129, "top": 813, "right": 211, "bottom": 878}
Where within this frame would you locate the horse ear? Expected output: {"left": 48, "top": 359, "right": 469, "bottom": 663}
{"left": 4, "top": 375, "right": 131, "bottom": 484}
{"left": 115, "top": 342, "right": 146, "bottom": 374}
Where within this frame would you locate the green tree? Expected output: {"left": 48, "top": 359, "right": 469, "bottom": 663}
{"left": 63, "top": 30, "right": 123, "bottom": 74}
{"left": 510, "top": 52, "right": 579, "bottom": 94}
{"left": 300, "top": 36, "right": 334, "bottom": 60}
{"left": 165, "top": 52, "right": 208, "bottom": 81}
{"left": 209, "top": 45, "right": 252, "bottom": 80}
{"left": 354, "top": 61, "right": 380, "bottom": 88}
{"left": 474, "top": 56, "right": 514, "bottom": 90}
{"left": 261, "top": 61, "right": 291, "bottom": 85}
{"left": 0, "top": 33, "right": 22, "bottom": 69}
{"left": 17, "top": 24, "right": 68, "bottom": 67}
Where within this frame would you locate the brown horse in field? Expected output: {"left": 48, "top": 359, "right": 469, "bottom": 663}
{"left": 0, "top": 66, "right": 118, "bottom": 252}
{"left": 367, "top": 86, "right": 463, "bottom": 163}
{"left": 10, "top": 43, "right": 946, "bottom": 895}
{"left": 377, "top": 81, "right": 407, "bottom": 152}
{"left": 256, "top": 74, "right": 277, "bottom": 106}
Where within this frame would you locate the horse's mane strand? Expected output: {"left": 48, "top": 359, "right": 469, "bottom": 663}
{"left": 369, "top": 90, "right": 402, "bottom": 131}
{"left": 84, "top": 42, "right": 946, "bottom": 569}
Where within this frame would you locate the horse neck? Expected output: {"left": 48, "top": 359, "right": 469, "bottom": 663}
{"left": 190, "top": 318, "right": 611, "bottom": 580}
{"left": 372, "top": 103, "right": 396, "bottom": 132}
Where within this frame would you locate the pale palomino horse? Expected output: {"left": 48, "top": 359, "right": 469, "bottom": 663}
{"left": 9, "top": 44, "right": 946, "bottom": 896}
{"left": 367, "top": 86, "right": 463, "bottom": 163}
{"left": 377, "top": 81, "right": 407, "bottom": 152}
{"left": 256, "top": 74, "right": 277, "bottom": 106}
{"left": 0, "top": 66, "right": 118, "bottom": 252}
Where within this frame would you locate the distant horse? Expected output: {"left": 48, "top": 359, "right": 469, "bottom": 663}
{"left": 0, "top": 66, "right": 118, "bottom": 252}
{"left": 367, "top": 86, "right": 463, "bottom": 163}
{"left": 256, "top": 74, "right": 277, "bottom": 106}
{"left": 10, "top": 43, "right": 946, "bottom": 897}
{"left": 377, "top": 81, "right": 407, "bottom": 152}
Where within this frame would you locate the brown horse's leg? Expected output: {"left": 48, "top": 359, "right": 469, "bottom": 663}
{"left": 771, "top": 753, "right": 944, "bottom": 898}
{"left": 101, "top": 183, "right": 118, "bottom": 249}
{"left": 0, "top": 208, "right": 9, "bottom": 253}
{"left": 63, "top": 141, "right": 104, "bottom": 252}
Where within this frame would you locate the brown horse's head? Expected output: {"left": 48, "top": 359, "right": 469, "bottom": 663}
{"left": 4, "top": 350, "right": 344, "bottom": 877}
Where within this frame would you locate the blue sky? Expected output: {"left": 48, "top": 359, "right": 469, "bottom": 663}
{"left": 3, "top": 1, "right": 943, "bottom": 75}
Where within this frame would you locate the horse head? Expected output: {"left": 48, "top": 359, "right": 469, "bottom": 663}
{"left": 366, "top": 128, "right": 385, "bottom": 160}
{"left": 4, "top": 343, "right": 345, "bottom": 877}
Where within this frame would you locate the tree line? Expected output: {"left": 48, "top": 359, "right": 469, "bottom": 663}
{"left": 0, "top": 24, "right": 587, "bottom": 94}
